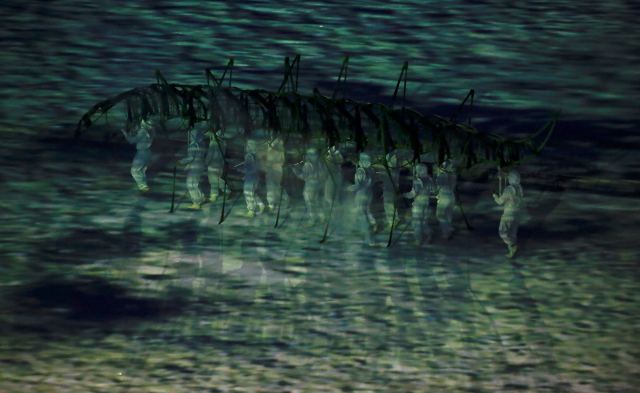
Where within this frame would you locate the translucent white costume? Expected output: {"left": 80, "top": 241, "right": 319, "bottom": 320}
{"left": 349, "top": 152, "right": 377, "bottom": 245}
{"left": 493, "top": 170, "right": 524, "bottom": 258}
{"left": 323, "top": 146, "right": 344, "bottom": 210}
{"left": 381, "top": 150, "right": 401, "bottom": 230}
{"left": 293, "top": 148, "right": 324, "bottom": 223}
{"left": 265, "top": 137, "right": 289, "bottom": 212}
{"left": 122, "top": 118, "right": 153, "bottom": 192}
{"left": 181, "top": 127, "right": 207, "bottom": 209}
{"left": 435, "top": 159, "right": 457, "bottom": 239}
{"left": 404, "top": 163, "right": 436, "bottom": 245}
{"left": 243, "top": 139, "right": 265, "bottom": 217}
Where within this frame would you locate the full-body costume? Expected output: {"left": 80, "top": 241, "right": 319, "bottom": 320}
{"left": 243, "top": 140, "right": 265, "bottom": 217}
{"left": 435, "top": 159, "right": 457, "bottom": 239}
{"left": 404, "top": 163, "right": 436, "bottom": 245}
{"left": 493, "top": 170, "right": 524, "bottom": 258}
{"left": 122, "top": 119, "right": 153, "bottom": 192}
{"left": 265, "top": 137, "right": 289, "bottom": 212}
{"left": 350, "top": 152, "right": 377, "bottom": 245}
{"left": 293, "top": 148, "right": 324, "bottom": 223}
{"left": 323, "top": 146, "right": 344, "bottom": 210}
{"left": 181, "top": 127, "right": 207, "bottom": 208}
{"left": 381, "top": 150, "right": 401, "bottom": 230}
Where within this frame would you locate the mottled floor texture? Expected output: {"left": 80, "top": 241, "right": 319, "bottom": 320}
{"left": 1, "top": 1, "right": 639, "bottom": 391}
{"left": 0, "top": 125, "right": 638, "bottom": 392}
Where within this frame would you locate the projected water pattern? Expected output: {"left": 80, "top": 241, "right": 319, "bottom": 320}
{"left": 1, "top": 1, "right": 639, "bottom": 392}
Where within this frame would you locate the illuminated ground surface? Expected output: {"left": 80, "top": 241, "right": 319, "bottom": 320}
{"left": 0, "top": 127, "right": 638, "bottom": 392}
{"left": 2, "top": 1, "right": 639, "bottom": 392}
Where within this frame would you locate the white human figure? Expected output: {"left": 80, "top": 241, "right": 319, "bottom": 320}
{"left": 323, "top": 145, "right": 344, "bottom": 210}
{"left": 435, "top": 159, "right": 457, "bottom": 239}
{"left": 243, "top": 139, "right": 265, "bottom": 217}
{"left": 493, "top": 170, "right": 524, "bottom": 258}
{"left": 380, "top": 150, "right": 402, "bottom": 230}
{"left": 265, "top": 136, "right": 289, "bottom": 213}
{"left": 404, "top": 163, "right": 436, "bottom": 245}
{"left": 121, "top": 118, "right": 154, "bottom": 192}
{"left": 180, "top": 127, "right": 207, "bottom": 209}
{"left": 348, "top": 152, "right": 377, "bottom": 246}
{"left": 293, "top": 148, "right": 324, "bottom": 224}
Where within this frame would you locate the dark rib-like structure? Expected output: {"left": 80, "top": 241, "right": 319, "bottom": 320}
{"left": 76, "top": 56, "right": 557, "bottom": 171}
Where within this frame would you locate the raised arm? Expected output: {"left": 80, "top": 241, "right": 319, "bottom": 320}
{"left": 121, "top": 128, "right": 139, "bottom": 144}
{"left": 493, "top": 186, "right": 512, "bottom": 205}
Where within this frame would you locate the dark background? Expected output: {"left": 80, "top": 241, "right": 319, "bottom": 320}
{"left": 2, "top": 0, "right": 639, "bottom": 131}
{"left": 1, "top": 1, "right": 639, "bottom": 392}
